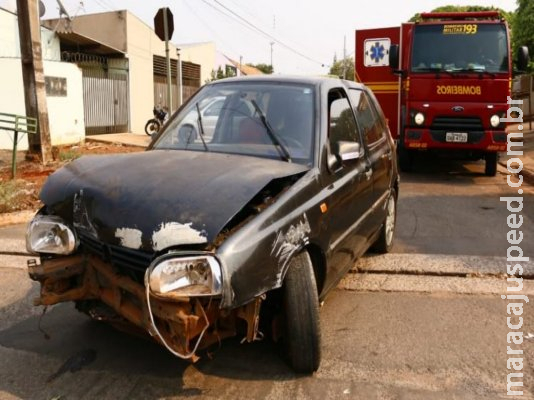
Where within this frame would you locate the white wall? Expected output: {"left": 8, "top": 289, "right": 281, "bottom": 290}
{"left": 44, "top": 61, "right": 85, "bottom": 146}
{"left": 0, "top": 58, "right": 85, "bottom": 150}
{"left": 0, "top": 7, "right": 82, "bottom": 150}
{"left": 0, "top": 7, "right": 60, "bottom": 61}
{"left": 179, "top": 42, "right": 216, "bottom": 84}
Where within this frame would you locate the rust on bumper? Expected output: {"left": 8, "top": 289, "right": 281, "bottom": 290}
{"left": 29, "top": 254, "right": 263, "bottom": 361}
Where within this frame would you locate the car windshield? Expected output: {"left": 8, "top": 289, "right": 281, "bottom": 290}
{"left": 411, "top": 23, "right": 509, "bottom": 73}
{"left": 152, "top": 82, "right": 315, "bottom": 166}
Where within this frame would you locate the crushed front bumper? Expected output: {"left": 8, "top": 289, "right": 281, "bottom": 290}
{"left": 28, "top": 254, "right": 263, "bottom": 361}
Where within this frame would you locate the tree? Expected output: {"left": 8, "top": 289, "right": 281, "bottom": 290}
{"left": 329, "top": 55, "right": 355, "bottom": 81}
{"left": 247, "top": 63, "right": 273, "bottom": 74}
{"left": 512, "top": 0, "right": 534, "bottom": 71}
{"left": 409, "top": 5, "right": 513, "bottom": 23}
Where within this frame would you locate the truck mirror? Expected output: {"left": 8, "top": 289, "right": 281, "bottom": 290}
{"left": 389, "top": 44, "right": 400, "bottom": 70}
{"left": 517, "top": 46, "right": 530, "bottom": 72}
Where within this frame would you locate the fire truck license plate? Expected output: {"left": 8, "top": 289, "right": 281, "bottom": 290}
{"left": 446, "top": 132, "right": 468, "bottom": 143}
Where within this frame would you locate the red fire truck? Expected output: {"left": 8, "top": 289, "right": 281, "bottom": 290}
{"left": 355, "top": 11, "right": 529, "bottom": 175}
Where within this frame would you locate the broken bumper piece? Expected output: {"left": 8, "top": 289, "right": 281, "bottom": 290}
{"left": 28, "top": 254, "right": 263, "bottom": 361}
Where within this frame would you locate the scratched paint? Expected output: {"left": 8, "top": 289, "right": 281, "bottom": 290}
{"left": 152, "top": 222, "right": 208, "bottom": 251}
{"left": 271, "top": 214, "right": 311, "bottom": 281}
{"left": 115, "top": 228, "right": 143, "bottom": 250}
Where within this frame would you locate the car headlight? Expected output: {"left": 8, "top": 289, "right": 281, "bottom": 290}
{"left": 26, "top": 215, "right": 78, "bottom": 255}
{"left": 490, "top": 114, "right": 501, "bottom": 128}
{"left": 414, "top": 112, "right": 425, "bottom": 126}
{"left": 149, "top": 255, "right": 222, "bottom": 297}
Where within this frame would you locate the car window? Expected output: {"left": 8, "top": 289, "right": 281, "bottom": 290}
{"left": 153, "top": 83, "right": 315, "bottom": 166}
{"left": 328, "top": 89, "right": 361, "bottom": 150}
{"left": 348, "top": 89, "right": 383, "bottom": 146}
{"left": 203, "top": 99, "right": 225, "bottom": 116}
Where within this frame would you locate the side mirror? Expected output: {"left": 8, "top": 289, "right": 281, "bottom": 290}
{"left": 327, "top": 141, "right": 361, "bottom": 172}
{"left": 389, "top": 44, "right": 400, "bottom": 70}
{"left": 338, "top": 141, "right": 361, "bottom": 161}
{"left": 517, "top": 46, "right": 530, "bottom": 72}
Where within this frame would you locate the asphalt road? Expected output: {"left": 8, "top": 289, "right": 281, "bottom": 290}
{"left": 0, "top": 157, "right": 533, "bottom": 399}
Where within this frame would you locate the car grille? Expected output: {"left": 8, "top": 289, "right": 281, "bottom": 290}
{"left": 430, "top": 116, "right": 485, "bottom": 144}
{"left": 430, "top": 116, "right": 484, "bottom": 131}
{"left": 78, "top": 230, "right": 155, "bottom": 283}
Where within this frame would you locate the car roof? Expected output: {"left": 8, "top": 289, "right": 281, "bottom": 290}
{"left": 207, "top": 75, "right": 368, "bottom": 91}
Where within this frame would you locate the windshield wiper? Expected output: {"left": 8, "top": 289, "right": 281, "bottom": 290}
{"left": 249, "top": 99, "right": 292, "bottom": 162}
{"left": 413, "top": 67, "right": 454, "bottom": 77}
{"left": 195, "top": 102, "right": 209, "bottom": 151}
{"left": 449, "top": 68, "right": 496, "bottom": 78}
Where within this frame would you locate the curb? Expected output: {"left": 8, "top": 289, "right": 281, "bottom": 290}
{"left": 0, "top": 210, "right": 35, "bottom": 228}
{"left": 498, "top": 160, "right": 534, "bottom": 186}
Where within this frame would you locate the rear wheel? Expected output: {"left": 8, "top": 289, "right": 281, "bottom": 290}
{"left": 373, "top": 189, "right": 397, "bottom": 253}
{"left": 145, "top": 119, "right": 161, "bottom": 136}
{"left": 282, "top": 250, "right": 321, "bottom": 373}
{"left": 485, "top": 152, "right": 498, "bottom": 176}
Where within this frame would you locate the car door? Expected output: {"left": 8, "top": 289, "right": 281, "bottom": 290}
{"left": 349, "top": 88, "right": 393, "bottom": 231}
{"left": 320, "top": 88, "right": 374, "bottom": 293}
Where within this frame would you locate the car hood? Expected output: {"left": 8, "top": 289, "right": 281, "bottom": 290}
{"left": 41, "top": 150, "right": 309, "bottom": 252}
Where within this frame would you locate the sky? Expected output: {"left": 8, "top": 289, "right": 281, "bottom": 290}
{"left": 2, "top": 0, "right": 519, "bottom": 75}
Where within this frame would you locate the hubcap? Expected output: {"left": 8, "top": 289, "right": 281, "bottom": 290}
{"left": 385, "top": 195, "right": 396, "bottom": 245}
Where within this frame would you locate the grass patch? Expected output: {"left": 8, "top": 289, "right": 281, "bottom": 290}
{"left": 59, "top": 149, "right": 81, "bottom": 161}
{"left": 0, "top": 179, "right": 38, "bottom": 213}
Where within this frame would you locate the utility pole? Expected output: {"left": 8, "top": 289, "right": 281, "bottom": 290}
{"left": 270, "top": 42, "right": 274, "bottom": 72}
{"left": 16, "top": 0, "right": 52, "bottom": 163}
{"left": 343, "top": 35, "right": 347, "bottom": 79}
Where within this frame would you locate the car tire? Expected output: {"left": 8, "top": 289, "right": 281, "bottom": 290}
{"left": 145, "top": 119, "right": 161, "bottom": 136}
{"left": 373, "top": 189, "right": 397, "bottom": 253}
{"left": 282, "top": 250, "right": 321, "bottom": 374}
{"left": 485, "top": 152, "right": 498, "bottom": 177}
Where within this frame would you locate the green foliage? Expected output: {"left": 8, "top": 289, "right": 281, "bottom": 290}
{"left": 409, "top": 5, "right": 512, "bottom": 23}
{"left": 328, "top": 56, "right": 355, "bottom": 81}
{"left": 247, "top": 63, "right": 274, "bottom": 74}
{"left": 58, "top": 149, "right": 80, "bottom": 162}
{"left": 208, "top": 66, "right": 233, "bottom": 82}
{"left": 512, "top": 0, "right": 534, "bottom": 72}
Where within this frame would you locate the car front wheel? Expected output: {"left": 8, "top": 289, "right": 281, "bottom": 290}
{"left": 282, "top": 250, "right": 321, "bottom": 373}
{"left": 373, "top": 189, "right": 397, "bottom": 253}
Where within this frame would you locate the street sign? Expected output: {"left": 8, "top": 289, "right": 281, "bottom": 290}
{"left": 154, "top": 7, "right": 174, "bottom": 42}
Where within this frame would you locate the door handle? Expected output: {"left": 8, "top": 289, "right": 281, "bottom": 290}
{"left": 382, "top": 152, "right": 392, "bottom": 161}
{"left": 364, "top": 166, "right": 373, "bottom": 180}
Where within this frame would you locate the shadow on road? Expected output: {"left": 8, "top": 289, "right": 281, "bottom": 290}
{"left": 0, "top": 296, "right": 298, "bottom": 399}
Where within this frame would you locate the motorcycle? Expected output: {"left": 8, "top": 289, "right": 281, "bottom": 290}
{"left": 144, "top": 106, "right": 168, "bottom": 136}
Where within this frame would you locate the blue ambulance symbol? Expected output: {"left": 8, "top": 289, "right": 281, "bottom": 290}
{"left": 370, "top": 42, "right": 386, "bottom": 63}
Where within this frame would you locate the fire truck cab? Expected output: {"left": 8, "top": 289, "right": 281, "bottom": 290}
{"left": 355, "top": 11, "right": 529, "bottom": 176}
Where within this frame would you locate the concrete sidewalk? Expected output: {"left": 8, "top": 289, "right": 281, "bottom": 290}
{"left": 85, "top": 133, "right": 151, "bottom": 148}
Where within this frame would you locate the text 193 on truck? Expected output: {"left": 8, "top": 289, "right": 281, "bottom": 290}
{"left": 355, "top": 11, "right": 530, "bottom": 175}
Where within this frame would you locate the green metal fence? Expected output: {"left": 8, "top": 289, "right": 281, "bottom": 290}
{"left": 0, "top": 112, "right": 37, "bottom": 179}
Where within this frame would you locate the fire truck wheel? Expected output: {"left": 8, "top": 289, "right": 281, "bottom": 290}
{"left": 398, "top": 144, "right": 413, "bottom": 172}
{"left": 484, "top": 153, "right": 498, "bottom": 177}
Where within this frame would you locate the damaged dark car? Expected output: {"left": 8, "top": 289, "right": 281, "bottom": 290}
{"left": 26, "top": 76, "right": 399, "bottom": 373}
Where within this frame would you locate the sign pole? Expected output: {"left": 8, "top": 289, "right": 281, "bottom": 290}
{"left": 163, "top": 8, "right": 172, "bottom": 113}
